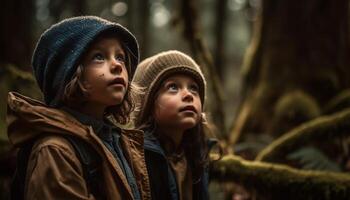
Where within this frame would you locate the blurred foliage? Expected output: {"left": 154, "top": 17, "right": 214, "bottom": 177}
{"left": 233, "top": 134, "right": 274, "bottom": 160}
{"left": 287, "top": 147, "right": 341, "bottom": 172}
{"left": 270, "top": 90, "right": 321, "bottom": 137}
{"left": 0, "top": 63, "right": 41, "bottom": 140}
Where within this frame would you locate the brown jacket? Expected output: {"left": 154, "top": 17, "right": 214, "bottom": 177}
{"left": 7, "top": 92, "right": 151, "bottom": 200}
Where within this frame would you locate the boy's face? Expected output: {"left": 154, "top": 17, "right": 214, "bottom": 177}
{"left": 80, "top": 36, "right": 129, "bottom": 108}
{"left": 153, "top": 74, "right": 202, "bottom": 131}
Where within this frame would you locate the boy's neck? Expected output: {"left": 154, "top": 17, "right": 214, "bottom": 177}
{"left": 77, "top": 102, "right": 106, "bottom": 120}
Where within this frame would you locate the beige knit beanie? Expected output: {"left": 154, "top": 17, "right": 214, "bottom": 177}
{"left": 132, "top": 50, "right": 206, "bottom": 127}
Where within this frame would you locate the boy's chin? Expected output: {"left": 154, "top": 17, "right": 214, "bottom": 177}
{"left": 109, "top": 94, "right": 125, "bottom": 105}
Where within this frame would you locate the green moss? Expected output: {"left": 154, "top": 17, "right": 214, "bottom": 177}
{"left": 256, "top": 108, "right": 350, "bottom": 162}
{"left": 210, "top": 155, "right": 350, "bottom": 199}
{"left": 271, "top": 90, "right": 321, "bottom": 136}
{"left": 274, "top": 91, "right": 320, "bottom": 120}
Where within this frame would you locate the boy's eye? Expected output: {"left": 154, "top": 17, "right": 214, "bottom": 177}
{"left": 167, "top": 83, "right": 178, "bottom": 92}
{"left": 115, "top": 54, "right": 125, "bottom": 63}
{"left": 92, "top": 53, "right": 104, "bottom": 61}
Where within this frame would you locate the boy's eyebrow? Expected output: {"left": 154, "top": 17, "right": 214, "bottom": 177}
{"left": 90, "top": 44, "right": 125, "bottom": 54}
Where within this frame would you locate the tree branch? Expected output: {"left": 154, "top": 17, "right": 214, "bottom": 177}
{"left": 256, "top": 108, "right": 350, "bottom": 162}
{"left": 210, "top": 155, "right": 350, "bottom": 199}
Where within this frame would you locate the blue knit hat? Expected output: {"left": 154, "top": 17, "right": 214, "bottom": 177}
{"left": 32, "top": 16, "right": 139, "bottom": 107}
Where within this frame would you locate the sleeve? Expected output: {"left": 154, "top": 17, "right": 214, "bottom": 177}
{"left": 25, "top": 143, "right": 96, "bottom": 200}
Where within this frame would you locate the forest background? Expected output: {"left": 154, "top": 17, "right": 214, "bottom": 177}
{"left": 1, "top": 0, "right": 350, "bottom": 199}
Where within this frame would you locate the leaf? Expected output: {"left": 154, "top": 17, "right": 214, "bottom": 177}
{"left": 287, "top": 146, "right": 341, "bottom": 172}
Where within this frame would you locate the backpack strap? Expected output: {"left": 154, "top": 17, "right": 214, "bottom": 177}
{"left": 10, "top": 140, "right": 36, "bottom": 200}
{"left": 63, "top": 135, "right": 103, "bottom": 199}
{"left": 11, "top": 135, "right": 103, "bottom": 200}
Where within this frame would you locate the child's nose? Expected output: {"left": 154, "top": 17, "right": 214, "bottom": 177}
{"left": 182, "top": 89, "right": 194, "bottom": 102}
{"left": 110, "top": 59, "right": 123, "bottom": 74}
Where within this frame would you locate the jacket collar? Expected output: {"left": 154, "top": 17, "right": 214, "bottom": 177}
{"left": 61, "top": 106, "right": 122, "bottom": 143}
{"left": 7, "top": 92, "right": 91, "bottom": 146}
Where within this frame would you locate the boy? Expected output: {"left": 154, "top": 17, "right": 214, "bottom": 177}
{"left": 7, "top": 16, "right": 150, "bottom": 200}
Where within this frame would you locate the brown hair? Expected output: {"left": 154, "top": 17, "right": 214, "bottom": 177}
{"left": 138, "top": 113, "right": 213, "bottom": 182}
{"left": 62, "top": 39, "right": 135, "bottom": 125}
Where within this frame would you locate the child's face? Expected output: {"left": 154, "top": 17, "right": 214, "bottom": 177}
{"left": 80, "top": 36, "right": 129, "bottom": 108}
{"left": 153, "top": 74, "right": 202, "bottom": 131}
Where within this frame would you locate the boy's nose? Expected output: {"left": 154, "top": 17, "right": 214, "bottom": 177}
{"left": 110, "top": 59, "right": 123, "bottom": 74}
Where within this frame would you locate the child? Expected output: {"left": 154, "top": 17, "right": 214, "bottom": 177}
{"left": 7, "top": 16, "right": 150, "bottom": 200}
{"left": 132, "top": 50, "right": 211, "bottom": 200}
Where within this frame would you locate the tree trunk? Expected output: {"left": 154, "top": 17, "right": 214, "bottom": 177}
{"left": 230, "top": 0, "right": 350, "bottom": 145}
{"left": 73, "top": 0, "right": 86, "bottom": 15}
{"left": 0, "top": 0, "right": 35, "bottom": 69}
{"left": 139, "top": 0, "right": 150, "bottom": 58}
{"left": 215, "top": 0, "right": 227, "bottom": 80}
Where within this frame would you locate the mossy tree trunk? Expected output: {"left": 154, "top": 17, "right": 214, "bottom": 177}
{"left": 230, "top": 0, "right": 350, "bottom": 144}
{"left": 139, "top": 0, "right": 150, "bottom": 58}
{"left": 210, "top": 155, "right": 350, "bottom": 200}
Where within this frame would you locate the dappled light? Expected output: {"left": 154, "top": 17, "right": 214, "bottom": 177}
{"left": 111, "top": 2, "right": 128, "bottom": 17}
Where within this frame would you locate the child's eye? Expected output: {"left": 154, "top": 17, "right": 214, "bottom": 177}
{"left": 92, "top": 53, "right": 104, "bottom": 61}
{"left": 189, "top": 84, "right": 199, "bottom": 94}
{"left": 115, "top": 54, "right": 125, "bottom": 63}
{"left": 167, "top": 83, "right": 178, "bottom": 92}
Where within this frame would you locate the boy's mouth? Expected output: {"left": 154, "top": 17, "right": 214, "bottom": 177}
{"left": 108, "top": 77, "right": 126, "bottom": 87}
{"left": 179, "top": 105, "right": 197, "bottom": 113}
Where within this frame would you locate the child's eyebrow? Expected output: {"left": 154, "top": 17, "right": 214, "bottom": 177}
{"left": 112, "top": 46, "right": 125, "bottom": 53}
{"left": 161, "top": 80, "right": 174, "bottom": 88}
{"left": 190, "top": 80, "right": 198, "bottom": 85}
{"left": 164, "top": 79, "right": 177, "bottom": 84}
{"left": 90, "top": 45, "right": 125, "bottom": 54}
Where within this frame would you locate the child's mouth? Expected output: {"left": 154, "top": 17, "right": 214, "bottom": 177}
{"left": 179, "top": 105, "right": 197, "bottom": 113}
{"left": 108, "top": 77, "right": 126, "bottom": 87}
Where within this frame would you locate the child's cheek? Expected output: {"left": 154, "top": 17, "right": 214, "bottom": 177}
{"left": 165, "top": 98, "right": 179, "bottom": 112}
{"left": 157, "top": 100, "right": 176, "bottom": 113}
{"left": 154, "top": 99, "right": 176, "bottom": 119}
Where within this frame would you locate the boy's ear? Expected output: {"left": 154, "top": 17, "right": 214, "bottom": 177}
{"left": 82, "top": 80, "right": 92, "bottom": 90}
